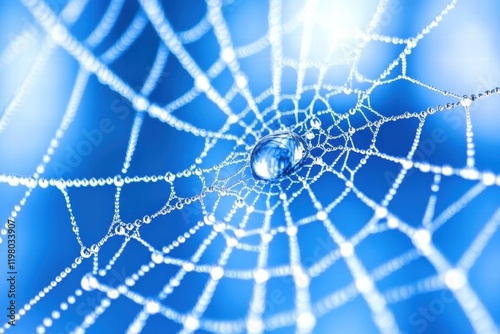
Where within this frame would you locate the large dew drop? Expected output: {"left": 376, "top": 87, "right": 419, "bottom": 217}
{"left": 250, "top": 131, "right": 308, "bottom": 181}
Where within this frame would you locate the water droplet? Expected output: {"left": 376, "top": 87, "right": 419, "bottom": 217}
{"left": 316, "top": 211, "right": 327, "bottom": 221}
{"left": 113, "top": 175, "right": 124, "bottom": 187}
{"left": 460, "top": 96, "right": 472, "bottom": 107}
{"left": 213, "top": 223, "right": 225, "bottom": 232}
{"left": 444, "top": 268, "right": 466, "bottom": 290}
{"left": 227, "top": 237, "right": 238, "bottom": 247}
{"left": 144, "top": 299, "right": 161, "bottom": 314}
{"left": 249, "top": 131, "right": 308, "bottom": 181}
{"left": 151, "top": 251, "right": 164, "bottom": 264}
{"left": 80, "top": 247, "right": 92, "bottom": 258}
{"left": 184, "top": 315, "right": 200, "bottom": 331}
{"left": 297, "top": 311, "right": 316, "bottom": 332}
{"left": 182, "top": 262, "right": 195, "bottom": 272}
{"left": 90, "top": 244, "right": 99, "bottom": 253}
{"left": 204, "top": 215, "right": 215, "bottom": 225}
{"left": 81, "top": 273, "right": 97, "bottom": 291}
{"left": 164, "top": 172, "right": 175, "bottom": 182}
{"left": 253, "top": 269, "right": 269, "bottom": 283}
{"left": 236, "top": 198, "right": 245, "bottom": 208}
{"left": 210, "top": 267, "right": 224, "bottom": 280}
{"left": 310, "top": 117, "right": 321, "bottom": 129}
{"left": 107, "top": 289, "right": 119, "bottom": 299}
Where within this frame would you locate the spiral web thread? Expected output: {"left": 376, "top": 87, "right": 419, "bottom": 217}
{"left": 1, "top": 0, "right": 500, "bottom": 333}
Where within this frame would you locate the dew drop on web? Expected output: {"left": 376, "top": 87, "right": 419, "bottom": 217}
{"left": 249, "top": 131, "right": 308, "bottom": 181}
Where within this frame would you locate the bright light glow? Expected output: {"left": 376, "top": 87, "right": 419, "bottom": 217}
{"left": 183, "top": 315, "right": 200, "bottom": 331}
{"left": 182, "top": 262, "right": 195, "bottom": 272}
{"left": 144, "top": 299, "right": 161, "bottom": 314}
{"left": 210, "top": 267, "right": 224, "bottom": 280}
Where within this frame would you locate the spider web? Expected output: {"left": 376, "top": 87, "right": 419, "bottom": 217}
{"left": 1, "top": 0, "right": 500, "bottom": 333}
